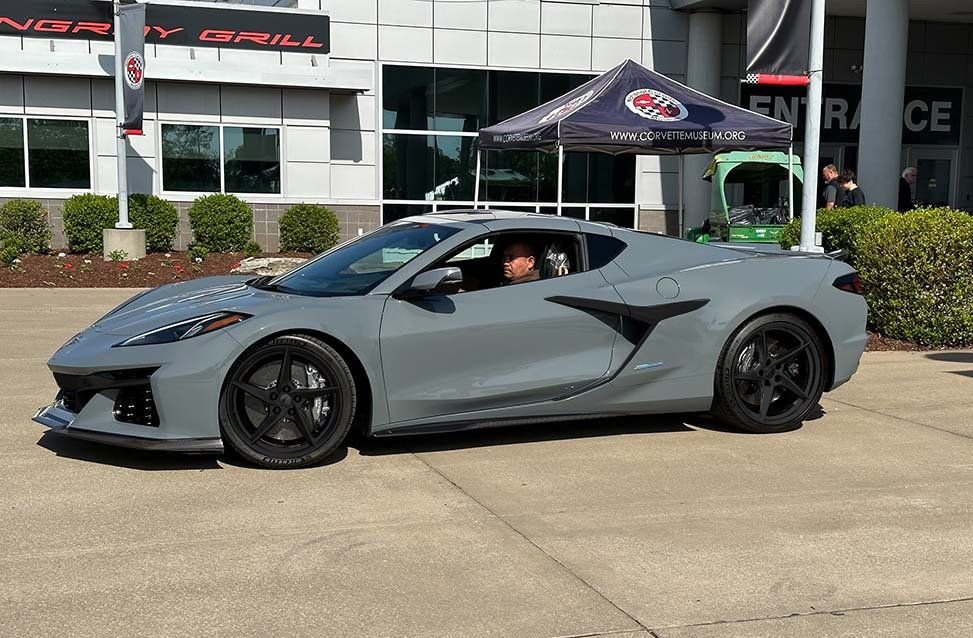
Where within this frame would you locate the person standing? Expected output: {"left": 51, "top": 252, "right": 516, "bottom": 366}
{"left": 838, "top": 169, "right": 866, "bottom": 207}
{"left": 898, "top": 167, "right": 916, "bottom": 211}
{"left": 821, "top": 164, "right": 845, "bottom": 210}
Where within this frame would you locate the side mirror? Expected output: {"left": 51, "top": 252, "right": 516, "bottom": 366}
{"left": 400, "top": 267, "right": 463, "bottom": 298}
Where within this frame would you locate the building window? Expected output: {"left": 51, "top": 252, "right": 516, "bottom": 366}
{"left": 0, "top": 118, "right": 25, "bottom": 188}
{"left": 161, "top": 123, "right": 281, "bottom": 194}
{"left": 161, "top": 124, "right": 220, "bottom": 192}
{"left": 224, "top": 127, "right": 281, "bottom": 194}
{"left": 381, "top": 65, "right": 636, "bottom": 227}
{"left": 27, "top": 119, "right": 90, "bottom": 189}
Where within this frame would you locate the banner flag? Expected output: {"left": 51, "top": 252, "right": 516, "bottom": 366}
{"left": 746, "top": 0, "right": 811, "bottom": 86}
{"left": 118, "top": 2, "right": 146, "bottom": 136}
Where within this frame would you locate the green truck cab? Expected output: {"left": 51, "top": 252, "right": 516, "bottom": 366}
{"left": 688, "top": 151, "right": 804, "bottom": 244}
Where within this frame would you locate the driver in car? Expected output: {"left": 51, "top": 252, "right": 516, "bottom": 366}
{"left": 501, "top": 240, "right": 540, "bottom": 286}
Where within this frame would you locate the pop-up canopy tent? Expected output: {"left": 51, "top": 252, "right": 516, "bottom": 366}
{"left": 475, "top": 59, "right": 795, "bottom": 231}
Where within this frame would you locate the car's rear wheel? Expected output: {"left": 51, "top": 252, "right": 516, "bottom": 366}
{"left": 713, "top": 313, "right": 825, "bottom": 433}
{"left": 220, "top": 334, "right": 356, "bottom": 468}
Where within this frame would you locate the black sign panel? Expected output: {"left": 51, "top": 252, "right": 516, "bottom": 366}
{"left": 746, "top": 0, "right": 811, "bottom": 78}
{"left": 741, "top": 83, "right": 963, "bottom": 146}
{"left": 0, "top": 0, "right": 330, "bottom": 53}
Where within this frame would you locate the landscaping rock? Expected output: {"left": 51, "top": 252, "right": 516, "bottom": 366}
{"left": 231, "top": 257, "right": 308, "bottom": 276}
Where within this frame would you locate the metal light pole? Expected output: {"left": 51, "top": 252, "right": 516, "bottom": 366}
{"left": 798, "top": 0, "right": 825, "bottom": 251}
{"left": 113, "top": 0, "right": 131, "bottom": 229}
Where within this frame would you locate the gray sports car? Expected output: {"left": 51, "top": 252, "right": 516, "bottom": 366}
{"left": 34, "top": 211, "right": 867, "bottom": 468}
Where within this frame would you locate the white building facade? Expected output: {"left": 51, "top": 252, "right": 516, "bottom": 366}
{"left": 0, "top": 0, "right": 970, "bottom": 250}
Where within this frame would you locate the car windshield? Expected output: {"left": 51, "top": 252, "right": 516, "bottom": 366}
{"left": 264, "top": 221, "right": 461, "bottom": 297}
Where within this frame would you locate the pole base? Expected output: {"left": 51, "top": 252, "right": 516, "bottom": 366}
{"left": 789, "top": 245, "right": 826, "bottom": 254}
{"left": 103, "top": 228, "right": 146, "bottom": 262}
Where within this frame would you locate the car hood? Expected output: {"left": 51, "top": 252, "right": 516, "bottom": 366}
{"left": 89, "top": 275, "right": 281, "bottom": 337}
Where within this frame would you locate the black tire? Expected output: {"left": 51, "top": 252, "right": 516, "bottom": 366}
{"left": 220, "top": 334, "right": 356, "bottom": 468}
{"left": 713, "top": 313, "right": 826, "bottom": 433}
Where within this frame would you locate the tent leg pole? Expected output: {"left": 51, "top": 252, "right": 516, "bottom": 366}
{"left": 557, "top": 146, "right": 564, "bottom": 216}
{"left": 788, "top": 143, "right": 795, "bottom": 221}
{"left": 678, "top": 155, "right": 684, "bottom": 237}
{"left": 473, "top": 149, "right": 482, "bottom": 209}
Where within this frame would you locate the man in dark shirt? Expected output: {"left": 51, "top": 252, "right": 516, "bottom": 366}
{"left": 838, "top": 169, "right": 866, "bottom": 207}
{"left": 821, "top": 164, "right": 845, "bottom": 209}
{"left": 898, "top": 167, "right": 916, "bottom": 211}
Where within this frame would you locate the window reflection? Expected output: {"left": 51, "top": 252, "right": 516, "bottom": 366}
{"left": 27, "top": 119, "right": 90, "bottom": 189}
{"left": 224, "top": 127, "right": 280, "bottom": 194}
{"left": 162, "top": 124, "right": 220, "bottom": 192}
{"left": 0, "top": 118, "right": 25, "bottom": 187}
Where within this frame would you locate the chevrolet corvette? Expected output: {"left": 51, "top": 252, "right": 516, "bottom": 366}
{"left": 34, "top": 211, "right": 867, "bottom": 468}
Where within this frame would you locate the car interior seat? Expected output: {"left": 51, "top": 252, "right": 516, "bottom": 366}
{"left": 540, "top": 241, "right": 571, "bottom": 279}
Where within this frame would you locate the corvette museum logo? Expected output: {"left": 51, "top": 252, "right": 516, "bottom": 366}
{"left": 124, "top": 52, "right": 144, "bottom": 90}
{"left": 625, "top": 88, "right": 688, "bottom": 122}
{"left": 539, "top": 90, "right": 594, "bottom": 123}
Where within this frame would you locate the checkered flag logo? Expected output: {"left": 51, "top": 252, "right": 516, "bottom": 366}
{"left": 745, "top": 73, "right": 760, "bottom": 84}
{"left": 125, "top": 52, "right": 145, "bottom": 90}
{"left": 624, "top": 89, "right": 688, "bottom": 122}
{"left": 539, "top": 90, "right": 595, "bottom": 124}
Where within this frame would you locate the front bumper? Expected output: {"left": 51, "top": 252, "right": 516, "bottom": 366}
{"left": 33, "top": 401, "right": 224, "bottom": 453}
{"left": 35, "top": 327, "right": 244, "bottom": 450}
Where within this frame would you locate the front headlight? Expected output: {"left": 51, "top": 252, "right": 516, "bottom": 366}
{"left": 114, "top": 312, "right": 251, "bottom": 347}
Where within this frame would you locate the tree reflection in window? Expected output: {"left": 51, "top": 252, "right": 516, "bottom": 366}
{"left": 224, "top": 127, "right": 280, "bottom": 194}
{"left": 161, "top": 124, "right": 220, "bottom": 192}
{"left": 0, "top": 118, "right": 25, "bottom": 187}
{"left": 27, "top": 119, "right": 89, "bottom": 189}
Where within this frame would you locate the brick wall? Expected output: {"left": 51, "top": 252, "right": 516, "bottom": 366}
{"left": 0, "top": 197, "right": 380, "bottom": 253}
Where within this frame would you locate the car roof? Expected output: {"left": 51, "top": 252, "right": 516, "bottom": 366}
{"left": 400, "top": 209, "right": 632, "bottom": 233}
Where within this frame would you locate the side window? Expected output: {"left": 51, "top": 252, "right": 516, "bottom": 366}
{"left": 434, "top": 232, "right": 585, "bottom": 293}
{"left": 586, "top": 234, "right": 626, "bottom": 269}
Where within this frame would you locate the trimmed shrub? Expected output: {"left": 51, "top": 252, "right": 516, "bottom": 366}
{"left": 856, "top": 208, "right": 973, "bottom": 347}
{"left": 129, "top": 194, "right": 179, "bottom": 252}
{"left": 779, "top": 205, "right": 896, "bottom": 265}
{"left": 244, "top": 240, "right": 262, "bottom": 257}
{"left": 279, "top": 203, "right": 339, "bottom": 254}
{"left": 63, "top": 194, "right": 117, "bottom": 254}
{"left": 187, "top": 194, "right": 253, "bottom": 252}
{"left": 0, "top": 199, "right": 51, "bottom": 254}
{"left": 0, "top": 231, "right": 25, "bottom": 266}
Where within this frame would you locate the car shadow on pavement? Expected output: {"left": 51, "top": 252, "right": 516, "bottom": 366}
{"left": 36, "top": 432, "right": 224, "bottom": 471}
{"left": 353, "top": 409, "right": 826, "bottom": 456}
{"left": 925, "top": 352, "right": 973, "bottom": 363}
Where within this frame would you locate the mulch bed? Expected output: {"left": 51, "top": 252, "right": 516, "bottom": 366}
{"left": 865, "top": 332, "right": 944, "bottom": 352}
{"left": 0, "top": 251, "right": 312, "bottom": 288}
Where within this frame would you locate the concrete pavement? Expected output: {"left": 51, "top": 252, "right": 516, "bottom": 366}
{"left": 2, "top": 289, "right": 973, "bottom": 637}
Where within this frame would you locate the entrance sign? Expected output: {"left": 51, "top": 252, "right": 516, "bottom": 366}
{"left": 742, "top": 83, "right": 963, "bottom": 146}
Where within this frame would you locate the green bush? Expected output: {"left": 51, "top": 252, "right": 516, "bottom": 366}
{"left": 62, "top": 194, "right": 117, "bottom": 254}
{"left": 129, "top": 194, "right": 179, "bottom": 252}
{"left": 244, "top": 240, "right": 262, "bottom": 257}
{"left": 0, "top": 231, "right": 25, "bottom": 266}
{"left": 279, "top": 203, "right": 339, "bottom": 253}
{"left": 779, "top": 206, "right": 896, "bottom": 265}
{"left": 188, "top": 244, "right": 209, "bottom": 262}
{"left": 856, "top": 208, "right": 973, "bottom": 347}
{"left": 187, "top": 194, "right": 253, "bottom": 252}
{"left": 0, "top": 199, "right": 51, "bottom": 254}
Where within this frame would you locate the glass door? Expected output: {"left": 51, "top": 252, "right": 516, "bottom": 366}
{"left": 906, "top": 148, "right": 958, "bottom": 208}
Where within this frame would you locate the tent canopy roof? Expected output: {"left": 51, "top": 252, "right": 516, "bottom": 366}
{"left": 478, "top": 59, "right": 792, "bottom": 155}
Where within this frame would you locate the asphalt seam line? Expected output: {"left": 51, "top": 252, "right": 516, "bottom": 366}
{"left": 825, "top": 397, "right": 973, "bottom": 442}
{"left": 649, "top": 595, "right": 973, "bottom": 631}
{"left": 409, "top": 450, "right": 651, "bottom": 637}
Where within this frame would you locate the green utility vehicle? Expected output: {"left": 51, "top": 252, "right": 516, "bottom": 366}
{"left": 687, "top": 151, "right": 804, "bottom": 244}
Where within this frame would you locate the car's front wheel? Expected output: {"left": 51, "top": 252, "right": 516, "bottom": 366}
{"left": 713, "top": 313, "right": 826, "bottom": 433}
{"left": 220, "top": 334, "right": 356, "bottom": 468}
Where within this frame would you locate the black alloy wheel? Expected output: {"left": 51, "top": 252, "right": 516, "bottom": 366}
{"left": 713, "top": 314, "right": 826, "bottom": 433}
{"left": 220, "top": 334, "right": 356, "bottom": 468}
